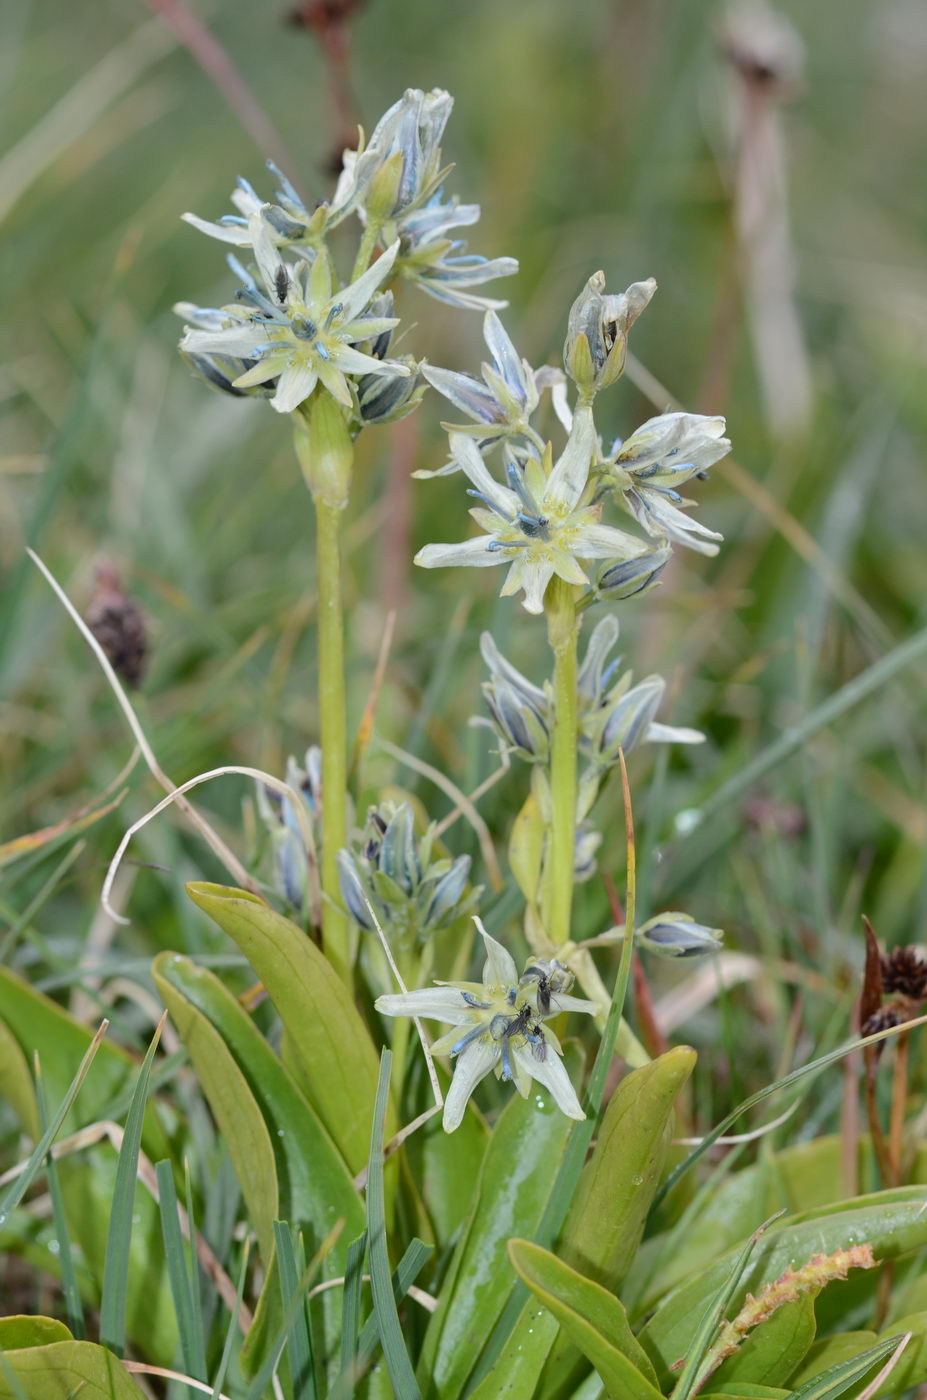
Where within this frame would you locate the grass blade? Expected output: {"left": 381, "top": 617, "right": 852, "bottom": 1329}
{"left": 212, "top": 1240, "right": 250, "bottom": 1400}
{"left": 790, "top": 1333, "right": 907, "bottom": 1399}
{"left": 679, "top": 623, "right": 927, "bottom": 833}
{"left": 654, "top": 1008, "right": 927, "bottom": 1209}
{"left": 669, "top": 1212, "right": 781, "bottom": 1399}
{"left": 330, "top": 1238, "right": 433, "bottom": 1400}
{"left": 0, "top": 1019, "right": 109, "bottom": 1220}
{"left": 35, "top": 1059, "right": 85, "bottom": 1339}
{"left": 366, "top": 1050, "right": 421, "bottom": 1399}
{"left": 183, "top": 1160, "right": 208, "bottom": 1380}
{"left": 99, "top": 1013, "right": 166, "bottom": 1356}
{"left": 339, "top": 1231, "right": 367, "bottom": 1385}
{"left": 243, "top": 1227, "right": 342, "bottom": 1400}
{"left": 274, "top": 1219, "right": 317, "bottom": 1400}
{"left": 156, "top": 1159, "right": 206, "bottom": 1381}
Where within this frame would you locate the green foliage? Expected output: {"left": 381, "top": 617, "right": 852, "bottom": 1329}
{"left": 507, "top": 1240, "right": 661, "bottom": 1398}
{"left": 0, "top": 1342, "right": 147, "bottom": 1400}
{"left": 185, "top": 883, "right": 389, "bottom": 1176}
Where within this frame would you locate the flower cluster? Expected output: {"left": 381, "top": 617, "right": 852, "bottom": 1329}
{"left": 337, "top": 802, "right": 479, "bottom": 946}
{"left": 376, "top": 919, "right": 595, "bottom": 1130}
{"left": 176, "top": 88, "right": 517, "bottom": 423}
{"left": 479, "top": 617, "right": 702, "bottom": 768}
{"left": 415, "top": 270, "right": 731, "bottom": 609}
{"left": 477, "top": 618, "right": 703, "bottom": 884}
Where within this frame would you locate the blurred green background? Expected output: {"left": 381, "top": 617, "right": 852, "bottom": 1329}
{"left": 2, "top": 0, "right": 926, "bottom": 1108}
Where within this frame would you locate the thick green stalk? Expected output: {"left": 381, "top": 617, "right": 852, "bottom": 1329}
{"left": 544, "top": 575, "right": 579, "bottom": 947}
{"left": 294, "top": 396, "right": 355, "bottom": 986}
{"left": 315, "top": 496, "right": 351, "bottom": 984}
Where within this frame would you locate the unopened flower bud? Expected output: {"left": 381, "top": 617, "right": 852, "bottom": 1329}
{"left": 637, "top": 912, "right": 723, "bottom": 959}
{"left": 564, "top": 272, "right": 656, "bottom": 397}
{"left": 593, "top": 545, "right": 672, "bottom": 601}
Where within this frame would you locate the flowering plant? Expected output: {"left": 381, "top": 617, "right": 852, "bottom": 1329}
{"left": 5, "top": 74, "right": 923, "bottom": 1400}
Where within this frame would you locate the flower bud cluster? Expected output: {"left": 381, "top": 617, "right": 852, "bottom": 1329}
{"left": 176, "top": 88, "right": 518, "bottom": 427}
{"left": 337, "top": 802, "right": 480, "bottom": 945}
{"left": 256, "top": 747, "right": 322, "bottom": 917}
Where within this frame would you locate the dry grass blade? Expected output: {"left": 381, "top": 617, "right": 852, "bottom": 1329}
{"left": 28, "top": 549, "right": 258, "bottom": 898}
{"left": 100, "top": 763, "right": 321, "bottom": 923}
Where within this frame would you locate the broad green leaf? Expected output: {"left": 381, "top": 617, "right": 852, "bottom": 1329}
{"left": 155, "top": 953, "right": 366, "bottom": 1383}
{"left": 789, "top": 1334, "right": 903, "bottom": 1398}
{"left": 0, "top": 1319, "right": 72, "bottom": 1350}
{"left": 561, "top": 1046, "right": 696, "bottom": 1290}
{"left": 155, "top": 960, "right": 279, "bottom": 1259}
{"left": 0, "top": 971, "right": 168, "bottom": 1153}
{"left": 186, "top": 882, "right": 386, "bottom": 1175}
{"left": 711, "top": 1294, "right": 816, "bottom": 1388}
{"left": 670, "top": 1217, "right": 772, "bottom": 1400}
{"left": 153, "top": 953, "right": 364, "bottom": 1241}
{"left": 787, "top": 1332, "right": 877, "bottom": 1388}
{"left": 418, "top": 1072, "right": 575, "bottom": 1397}
{"left": 640, "top": 1191, "right": 927, "bottom": 1384}
{"left": 465, "top": 1296, "right": 561, "bottom": 1400}
{"left": 0, "top": 1341, "right": 147, "bottom": 1399}
{"left": 0, "top": 1018, "right": 39, "bottom": 1139}
{"left": 632, "top": 1135, "right": 927, "bottom": 1320}
{"left": 873, "top": 1311, "right": 927, "bottom": 1395}
{"left": 507, "top": 1239, "right": 662, "bottom": 1399}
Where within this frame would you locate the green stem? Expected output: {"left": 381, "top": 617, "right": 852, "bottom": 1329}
{"left": 351, "top": 219, "right": 382, "bottom": 283}
{"left": 544, "top": 575, "right": 579, "bottom": 946}
{"left": 316, "top": 496, "right": 351, "bottom": 985}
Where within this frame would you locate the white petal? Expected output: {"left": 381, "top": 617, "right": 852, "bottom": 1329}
{"left": 548, "top": 994, "right": 598, "bottom": 1016}
{"left": 233, "top": 357, "right": 288, "bottom": 388}
{"left": 523, "top": 1046, "right": 585, "bottom": 1119}
{"left": 646, "top": 722, "right": 705, "bottom": 745}
{"left": 483, "top": 310, "right": 526, "bottom": 400}
{"left": 340, "top": 239, "right": 401, "bottom": 321}
{"left": 182, "top": 212, "right": 252, "bottom": 246}
{"left": 181, "top": 327, "right": 264, "bottom": 359}
{"left": 576, "top": 523, "right": 647, "bottom": 560}
{"left": 474, "top": 916, "right": 518, "bottom": 989}
{"left": 443, "top": 1037, "right": 498, "bottom": 1131}
{"left": 502, "top": 556, "right": 554, "bottom": 614}
{"left": 249, "top": 209, "right": 286, "bottom": 299}
{"left": 375, "top": 988, "right": 472, "bottom": 1024}
{"left": 415, "top": 537, "right": 503, "bottom": 570}
{"left": 450, "top": 434, "right": 519, "bottom": 516}
{"left": 334, "top": 344, "right": 410, "bottom": 378}
{"left": 271, "top": 363, "right": 317, "bottom": 413}
{"left": 544, "top": 405, "right": 595, "bottom": 510}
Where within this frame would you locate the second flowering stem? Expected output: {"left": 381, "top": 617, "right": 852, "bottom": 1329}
{"left": 544, "top": 575, "right": 579, "bottom": 947}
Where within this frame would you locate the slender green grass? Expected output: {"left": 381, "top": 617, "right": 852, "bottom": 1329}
{"left": 99, "top": 1014, "right": 165, "bottom": 1356}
